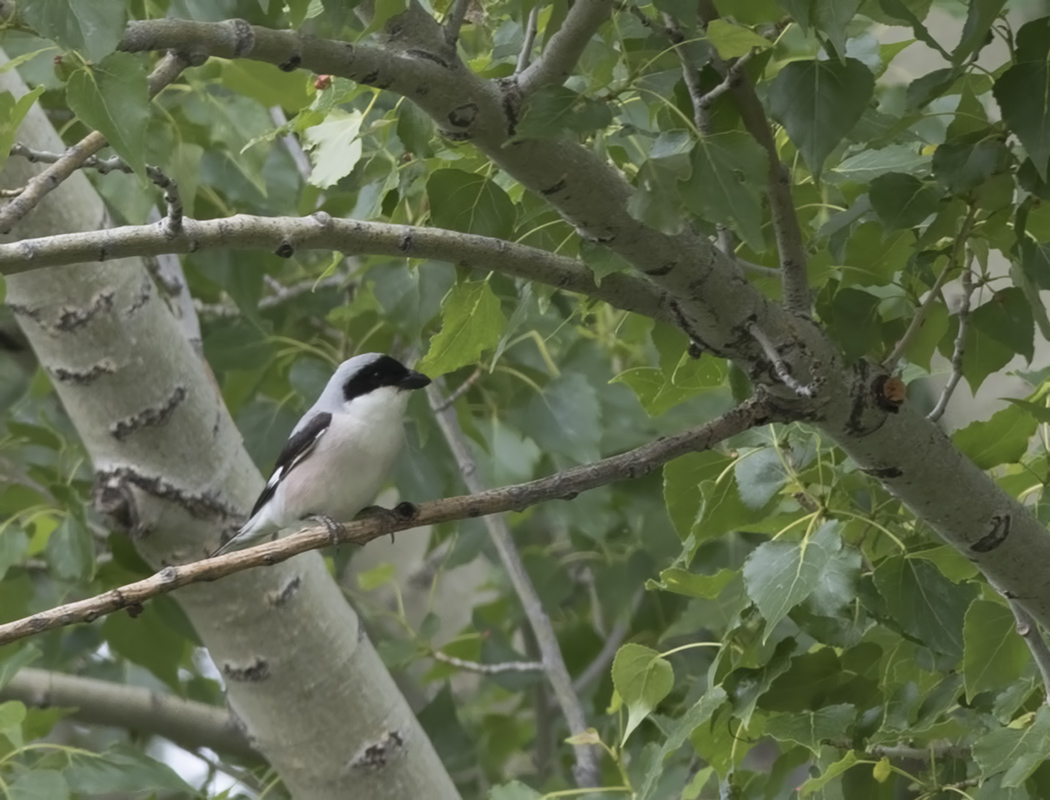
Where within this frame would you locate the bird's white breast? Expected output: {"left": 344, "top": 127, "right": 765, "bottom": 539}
{"left": 275, "top": 387, "right": 409, "bottom": 525}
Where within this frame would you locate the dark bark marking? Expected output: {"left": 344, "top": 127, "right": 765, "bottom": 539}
{"left": 109, "top": 385, "right": 188, "bottom": 441}
{"left": 862, "top": 466, "right": 903, "bottom": 479}
{"left": 540, "top": 179, "right": 567, "bottom": 196}
{"left": 350, "top": 730, "right": 406, "bottom": 771}
{"left": 50, "top": 359, "right": 116, "bottom": 385}
{"left": 267, "top": 574, "right": 302, "bottom": 607}
{"left": 644, "top": 262, "right": 676, "bottom": 277}
{"left": 56, "top": 290, "right": 115, "bottom": 332}
{"left": 971, "top": 514, "right": 1011, "bottom": 553}
{"left": 94, "top": 466, "right": 239, "bottom": 521}
{"left": 222, "top": 658, "right": 270, "bottom": 682}
{"left": 448, "top": 103, "right": 478, "bottom": 128}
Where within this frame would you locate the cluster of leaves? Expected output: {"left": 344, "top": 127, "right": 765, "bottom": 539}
{"left": 4, "top": 0, "right": 1050, "bottom": 798}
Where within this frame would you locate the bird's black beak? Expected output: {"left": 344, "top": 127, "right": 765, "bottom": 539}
{"left": 400, "top": 370, "right": 431, "bottom": 390}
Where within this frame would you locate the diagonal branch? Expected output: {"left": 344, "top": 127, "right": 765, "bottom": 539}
{"left": 0, "top": 213, "right": 674, "bottom": 324}
{"left": 1009, "top": 600, "right": 1050, "bottom": 703}
{"left": 516, "top": 0, "right": 613, "bottom": 94}
{"left": 0, "top": 667, "right": 257, "bottom": 758}
{"left": 927, "top": 256, "right": 974, "bottom": 423}
{"left": 697, "top": 2, "right": 809, "bottom": 316}
{"left": 0, "top": 396, "right": 785, "bottom": 647}
{"left": 0, "top": 50, "right": 189, "bottom": 235}
{"left": 427, "top": 381, "right": 601, "bottom": 788}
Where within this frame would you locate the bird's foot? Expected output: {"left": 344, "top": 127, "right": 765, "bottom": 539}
{"left": 356, "top": 502, "right": 418, "bottom": 543}
{"left": 311, "top": 514, "right": 345, "bottom": 548}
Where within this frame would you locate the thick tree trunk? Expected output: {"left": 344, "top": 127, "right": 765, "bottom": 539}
{"left": 0, "top": 54, "right": 458, "bottom": 800}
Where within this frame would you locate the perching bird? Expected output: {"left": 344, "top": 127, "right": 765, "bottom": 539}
{"left": 212, "top": 353, "right": 431, "bottom": 556}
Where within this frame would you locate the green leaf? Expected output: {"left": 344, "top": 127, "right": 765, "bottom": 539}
{"left": 872, "top": 555, "right": 977, "bottom": 659}
{"left": 0, "top": 700, "right": 26, "bottom": 748}
{"left": 8, "top": 770, "right": 68, "bottom": 800}
{"left": 952, "top": 0, "right": 1006, "bottom": 66}
{"left": 427, "top": 169, "right": 517, "bottom": 240}
{"left": 769, "top": 58, "right": 875, "bottom": 175}
{"left": 952, "top": 403, "right": 1038, "bottom": 470}
{"left": 869, "top": 173, "right": 942, "bottom": 229}
{"left": 21, "top": 0, "right": 126, "bottom": 61}
{"left": 974, "top": 706, "right": 1050, "bottom": 787}
{"left": 734, "top": 447, "right": 788, "bottom": 510}
{"left": 743, "top": 522, "right": 842, "bottom": 635}
{"left": 799, "top": 751, "right": 861, "bottom": 796}
{"left": 648, "top": 567, "right": 736, "bottom": 598}
{"left": 417, "top": 279, "right": 507, "bottom": 376}
{"left": 0, "top": 88, "right": 45, "bottom": 175}
{"left": 960, "top": 322, "right": 1014, "bottom": 394}
{"left": 0, "top": 527, "right": 28, "bottom": 582}
{"left": 45, "top": 516, "right": 95, "bottom": 582}
{"left": 963, "top": 600, "right": 1029, "bottom": 702}
{"left": 705, "top": 19, "right": 773, "bottom": 60}
{"left": 995, "top": 62, "right": 1050, "bottom": 181}
{"left": 826, "top": 144, "right": 930, "bottom": 184}
{"left": 765, "top": 704, "right": 857, "bottom": 755}
{"left": 65, "top": 745, "right": 195, "bottom": 794}
{"left": 302, "top": 109, "right": 364, "bottom": 189}
{"left": 932, "top": 133, "right": 1008, "bottom": 193}
{"left": 515, "top": 372, "right": 603, "bottom": 463}
{"left": 969, "top": 288, "right": 1034, "bottom": 363}
{"left": 357, "top": 562, "right": 397, "bottom": 591}
{"left": 102, "top": 604, "right": 185, "bottom": 691}
{"left": 0, "top": 646, "right": 40, "bottom": 691}
{"left": 515, "top": 86, "right": 613, "bottom": 138}
{"left": 489, "top": 781, "right": 542, "bottom": 800}
{"left": 66, "top": 53, "right": 149, "bottom": 177}
{"left": 680, "top": 132, "right": 768, "bottom": 251}
{"left": 813, "top": 0, "right": 864, "bottom": 58}
{"left": 637, "top": 687, "right": 727, "bottom": 800}
{"left": 612, "top": 643, "right": 674, "bottom": 744}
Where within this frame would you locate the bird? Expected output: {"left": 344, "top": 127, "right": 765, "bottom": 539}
{"left": 211, "top": 353, "right": 431, "bottom": 556}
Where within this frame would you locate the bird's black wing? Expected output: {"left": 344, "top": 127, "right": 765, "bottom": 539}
{"left": 248, "top": 411, "right": 332, "bottom": 518}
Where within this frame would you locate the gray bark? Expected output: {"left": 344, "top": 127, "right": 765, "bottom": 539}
{"left": 0, "top": 53, "right": 458, "bottom": 800}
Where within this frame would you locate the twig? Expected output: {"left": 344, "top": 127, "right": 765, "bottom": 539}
{"left": 748, "top": 321, "right": 816, "bottom": 397}
{"left": 433, "top": 366, "right": 483, "bottom": 412}
{"left": 431, "top": 650, "right": 544, "bottom": 674}
{"left": 1010, "top": 600, "right": 1050, "bottom": 704}
{"left": 0, "top": 50, "right": 189, "bottom": 235}
{"left": 927, "top": 257, "right": 974, "bottom": 423}
{"left": 426, "top": 381, "right": 603, "bottom": 788}
{"left": 697, "top": 1, "right": 810, "bottom": 316}
{"left": 572, "top": 588, "right": 642, "bottom": 693}
{"left": 10, "top": 144, "right": 136, "bottom": 174}
{"left": 0, "top": 185, "right": 26, "bottom": 197}
{"left": 145, "top": 166, "right": 183, "bottom": 235}
{"left": 195, "top": 274, "right": 350, "bottom": 318}
{"left": 0, "top": 667, "right": 257, "bottom": 758}
{"left": 517, "top": 0, "right": 613, "bottom": 94}
{"left": 516, "top": 7, "right": 541, "bottom": 73}
{"left": 0, "top": 397, "right": 781, "bottom": 647}
{"left": 444, "top": 0, "right": 470, "bottom": 50}
{"left": 883, "top": 206, "right": 977, "bottom": 372}
{"left": 269, "top": 107, "right": 312, "bottom": 181}
{"left": 0, "top": 213, "right": 675, "bottom": 326}
{"left": 829, "top": 740, "right": 972, "bottom": 761}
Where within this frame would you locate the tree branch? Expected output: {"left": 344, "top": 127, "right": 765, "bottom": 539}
{"left": 927, "top": 257, "right": 974, "bottom": 423}
{"left": 697, "top": 3, "right": 809, "bottom": 316}
{"left": 516, "top": 0, "right": 613, "bottom": 94}
{"left": 0, "top": 396, "right": 783, "bottom": 647}
{"left": 883, "top": 206, "right": 977, "bottom": 372}
{"left": 0, "top": 667, "right": 257, "bottom": 759}
{"left": 0, "top": 213, "right": 673, "bottom": 324}
{"left": 0, "top": 50, "right": 189, "bottom": 235}
{"left": 430, "top": 651, "right": 544, "bottom": 674}
{"left": 1010, "top": 600, "right": 1050, "bottom": 704}
{"left": 426, "top": 381, "right": 602, "bottom": 787}
{"left": 444, "top": 0, "right": 470, "bottom": 50}
{"left": 516, "top": 7, "right": 540, "bottom": 73}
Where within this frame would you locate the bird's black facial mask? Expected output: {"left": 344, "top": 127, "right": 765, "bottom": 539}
{"left": 341, "top": 356, "right": 429, "bottom": 401}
